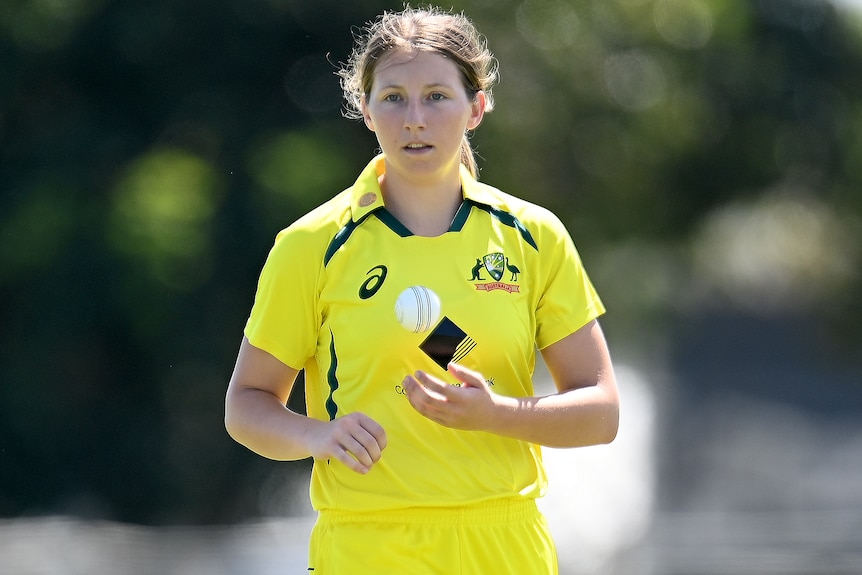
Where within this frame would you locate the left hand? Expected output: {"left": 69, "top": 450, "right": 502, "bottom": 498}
{"left": 402, "top": 363, "right": 498, "bottom": 431}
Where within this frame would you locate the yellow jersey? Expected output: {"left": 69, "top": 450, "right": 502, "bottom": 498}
{"left": 245, "top": 155, "right": 605, "bottom": 512}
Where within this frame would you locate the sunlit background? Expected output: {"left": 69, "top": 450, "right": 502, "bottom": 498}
{"left": 2, "top": 0, "right": 862, "bottom": 573}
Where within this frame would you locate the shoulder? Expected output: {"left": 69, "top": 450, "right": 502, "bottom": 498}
{"left": 469, "top": 179, "right": 571, "bottom": 242}
{"left": 272, "top": 155, "right": 384, "bottom": 253}
{"left": 273, "top": 189, "right": 353, "bottom": 246}
{"left": 261, "top": 188, "right": 356, "bottom": 271}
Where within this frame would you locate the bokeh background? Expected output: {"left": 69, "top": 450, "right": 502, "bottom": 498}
{"left": 2, "top": 0, "right": 862, "bottom": 573}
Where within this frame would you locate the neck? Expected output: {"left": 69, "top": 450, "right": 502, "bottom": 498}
{"left": 379, "top": 172, "right": 463, "bottom": 237}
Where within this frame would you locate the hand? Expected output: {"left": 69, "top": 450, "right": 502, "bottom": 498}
{"left": 403, "top": 363, "right": 498, "bottom": 431}
{"left": 304, "top": 412, "right": 387, "bottom": 474}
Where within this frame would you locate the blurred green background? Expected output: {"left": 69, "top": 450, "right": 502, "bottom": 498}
{"left": 2, "top": 0, "right": 862, "bottom": 534}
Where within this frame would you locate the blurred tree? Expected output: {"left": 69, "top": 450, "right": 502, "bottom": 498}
{"left": 0, "top": 0, "right": 860, "bottom": 524}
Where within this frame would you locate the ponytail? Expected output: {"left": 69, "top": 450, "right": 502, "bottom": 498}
{"left": 460, "top": 135, "right": 478, "bottom": 178}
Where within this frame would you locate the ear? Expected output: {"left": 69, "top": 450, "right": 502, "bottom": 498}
{"left": 361, "top": 95, "right": 375, "bottom": 131}
{"left": 466, "top": 90, "right": 486, "bottom": 131}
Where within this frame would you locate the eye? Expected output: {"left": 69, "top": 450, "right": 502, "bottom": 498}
{"left": 383, "top": 93, "right": 402, "bottom": 102}
{"left": 428, "top": 92, "right": 446, "bottom": 101}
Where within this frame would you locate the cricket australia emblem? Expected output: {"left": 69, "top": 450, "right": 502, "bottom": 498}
{"left": 468, "top": 252, "right": 520, "bottom": 293}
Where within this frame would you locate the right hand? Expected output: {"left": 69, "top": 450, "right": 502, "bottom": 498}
{"left": 306, "top": 412, "right": 388, "bottom": 474}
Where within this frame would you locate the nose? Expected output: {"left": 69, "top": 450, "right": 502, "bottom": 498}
{"left": 403, "top": 100, "right": 426, "bottom": 130}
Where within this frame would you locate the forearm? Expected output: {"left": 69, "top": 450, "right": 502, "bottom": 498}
{"left": 224, "top": 386, "right": 321, "bottom": 461}
{"left": 488, "top": 383, "right": 619, "bottom": 448}
{"left": 405, "top": 356, "right": 620, "bottom": 447}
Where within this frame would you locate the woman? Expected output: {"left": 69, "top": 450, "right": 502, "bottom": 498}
{"left": 225, "top": 6, "right": 619, "bottom": 574}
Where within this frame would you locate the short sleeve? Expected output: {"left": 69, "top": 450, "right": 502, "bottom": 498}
{"left": 243, "top": 227, "right": 322, "bottom": 369}
{"left": 534, "top": 215, "right": 605, "bottom": 350}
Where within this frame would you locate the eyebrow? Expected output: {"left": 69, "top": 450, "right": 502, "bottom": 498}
{"left": 376, "top": 81, "right": 456, "bottom": 91}
{"left": 377, "top": 82, "right": 457, "bottom": 96}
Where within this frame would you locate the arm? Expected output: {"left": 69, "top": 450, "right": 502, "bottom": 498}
{"left": 224, "top": 336, "right": 387, "bottom": 473}
{"left": 403, "top": 319, "right": 619, "bottom": 448}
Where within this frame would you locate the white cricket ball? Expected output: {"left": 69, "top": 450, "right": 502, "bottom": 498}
{"left": 394, "top": 286, "right": 441, "bottom": 333}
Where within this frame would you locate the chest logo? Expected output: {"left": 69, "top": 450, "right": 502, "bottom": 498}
{"left": 468, "top": 252, "right": 520, "bottom": 293}
{"left": 359, "top": 265, "right": 388, "bottom": 299}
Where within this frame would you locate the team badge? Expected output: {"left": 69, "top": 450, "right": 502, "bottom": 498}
{"left": 468, "top": 252, "right": 521, "bottom": 293}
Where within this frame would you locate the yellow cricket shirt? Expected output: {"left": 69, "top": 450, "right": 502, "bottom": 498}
{"left": 245, "top": 155, "right": 605, "bottom": 512}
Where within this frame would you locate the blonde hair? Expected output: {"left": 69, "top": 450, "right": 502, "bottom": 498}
{"left": 338, "top": 6, "right": 498, "bottom": 177}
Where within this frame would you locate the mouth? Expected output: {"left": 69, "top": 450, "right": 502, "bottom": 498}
{"left": 404, "top": 143, "right": 432, "bottom": 152}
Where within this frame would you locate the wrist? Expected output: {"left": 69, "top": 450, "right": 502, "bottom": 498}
{"left": 483, "top": 393, "right": 518, "bottom": 436}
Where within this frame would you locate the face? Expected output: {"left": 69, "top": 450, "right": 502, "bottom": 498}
{"left": 361, "top": 49, "right": 485, "bottom": 188}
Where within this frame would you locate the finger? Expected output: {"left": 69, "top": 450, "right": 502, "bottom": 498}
{"left": 333, "top": 446, "right": 371, "bottom": 474}
{"left": 329, "top": 415, "right": 387, "bottom": 473}
{"left": 358, "top": 415, "right": 388, "bottom": 452}
{"left": 340, "top": 434, "right": 376, "bottom": 470}
{"left": 406, "top": 381, "right": 448, "bottom": 421}
{"left": 353, "top": 426, "right": 384, "bottom": 464}
{"left": 345, "top": 417, "right": 388, "bottom": 463}
{"left": 447, "top": 362, "right": 484, "bottom": 388}
{"left": 318, "top": 426, "right": 371, "bottom": 474}
{"left": 402, "top": 375, "right": 438, "bottom": 418}
{"left": 412, "top": 371, "right": 451, "bottom": 398}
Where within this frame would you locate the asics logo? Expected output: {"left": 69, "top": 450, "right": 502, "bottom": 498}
{"left": 359, "top": 265, "right": 387, "bottom": 299}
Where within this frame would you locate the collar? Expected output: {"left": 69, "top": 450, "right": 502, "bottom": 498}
{"left": 348, "top": 154, "right": 502, "bottom": 223}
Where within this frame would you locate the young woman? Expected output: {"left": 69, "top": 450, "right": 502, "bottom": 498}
{"left": 225, "top": 6, "right": 619, "bottom": 574}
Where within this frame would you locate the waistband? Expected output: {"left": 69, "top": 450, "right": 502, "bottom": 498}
{"left": 317, "top": 498, "right": 539, "bottom": 526}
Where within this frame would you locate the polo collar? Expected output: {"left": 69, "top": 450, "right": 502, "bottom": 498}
{"left": 348, "top": 154, "right": 502, "bottom": 223}
{"left": 348, "top": 155, "right": 388, "bottom": 222}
